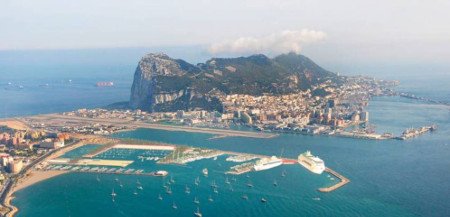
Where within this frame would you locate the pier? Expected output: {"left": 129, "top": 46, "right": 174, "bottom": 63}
{"left": 45, "top": 165, "right": 168, "bottom": 177}
{"left": 318, "top": 167, "right": 350, "bottom": 193}
{"left": 83, "top": 143, "right": 175, "bottom": 158}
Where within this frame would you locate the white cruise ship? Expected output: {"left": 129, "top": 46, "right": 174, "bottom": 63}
{"left": 254, "top": 156, "right": 283, "bottom": 171}
{"left": 298, "top": 151, "right": 325, "bottom": 174}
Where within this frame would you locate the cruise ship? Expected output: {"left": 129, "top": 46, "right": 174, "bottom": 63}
{"left": 298, "top": 151, "right": 325, "bottom": 174}
{"left": 253, "top": 156, "right": 283, "bottom": 171}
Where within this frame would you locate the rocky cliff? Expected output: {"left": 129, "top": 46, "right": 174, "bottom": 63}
{"left": 130, "top": 52, "right": 339, "bottom": 112}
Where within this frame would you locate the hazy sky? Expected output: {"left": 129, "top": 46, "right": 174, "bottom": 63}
{"left": 1, "top": 0, "right": 450, "bottom": 65}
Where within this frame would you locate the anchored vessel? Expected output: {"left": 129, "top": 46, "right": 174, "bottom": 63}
{"left": 253, "top": 156, "right": 283, "bottom": 171}
{"left": 298, "top": 151, "right": 325, "bottom": 174}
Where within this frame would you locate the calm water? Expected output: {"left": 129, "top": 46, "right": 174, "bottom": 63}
{"left": 2, "top": 49, "right": 449, "bottom": 216}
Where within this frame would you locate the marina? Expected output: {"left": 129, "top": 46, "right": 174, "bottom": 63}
{"left": 44, "top": 165, "right": 169, "bottom": 177}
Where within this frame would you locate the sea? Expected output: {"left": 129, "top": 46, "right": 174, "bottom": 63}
{"left": 1, "top": 49, "right": 449, "bottom": 217}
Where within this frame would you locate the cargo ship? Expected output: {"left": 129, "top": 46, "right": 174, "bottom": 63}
{"left": 298, "top": 151, "right": 325, "bottom": 174}
{"left": 253, "top": 156, "right": 283, "bottom": 171}
{"left": 96, "top": 81, "right": 114, "bottom": 87}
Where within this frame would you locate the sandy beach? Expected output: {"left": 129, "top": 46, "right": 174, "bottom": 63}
{"left": 13, "top": 170, "right": 69, "bottom": 192}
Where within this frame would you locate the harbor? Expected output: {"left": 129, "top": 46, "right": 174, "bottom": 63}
{"left": 43, "top": 164, "right": 168, "bottom": 177}
{"left": 318, "top": 168, "right": 350, "bottom": 193}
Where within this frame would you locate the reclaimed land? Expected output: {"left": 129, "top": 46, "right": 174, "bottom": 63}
{"left": 27, "top": 114, "right": 277, "bottom": 139}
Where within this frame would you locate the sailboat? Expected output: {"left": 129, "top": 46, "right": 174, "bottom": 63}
{"left": 172, "top": 202, "right": 178, "bottom": 209}
{"left": 119, "top": 182, "right": 123, "bottom": 188}
{"left": 111, "top": 189, "right": 117, "bottom": 202}
{"left": 273, "top": 179, "right": 278, "bottom": 186}
{"left": 281, "top": 169, "right": 287, "bottom": 177}
{"left": 195, "top": 177, "right": 200, "bottom": 186}
{"left": 247, "top": 181, "right": 254, "bottom": 188}
{"left": 208, "top": 195, "right": 214, "bottom": 202}
{"left": 225, "top": 177, "right": 230, "bottom": 185}
{"left": 158, "top": 194, "right": 163, "bottom": 200}
{"left": 96, "top": 175, "right": 101, "bottom": 182}
{"left": 185, "top": 185, "right": 191, "bottom": 194}
{"left": 166, "top": 186, "right": 172, "bottom": 194}
{"left": 213, "top": 187, "right": 219, "bottom": 194}
{"left": 193, "top": 196, "right": 200, "bottom": 204}
{"left": 194, "top": 207, "right": 202, "bottom": 217}
{"left": 241, "top": 194, "right": 248, "bottom": 200}
{"left": 210, "top": 180, "right": 218, "bottom": 188}
{"left": 133, "top": 190, "right": 138, "bottom": 195}
{"left": 261, "top": 197, "right": 267, "bottom": 203}
{"left": 170, "top": 176, "right": 175, "bottom": 184}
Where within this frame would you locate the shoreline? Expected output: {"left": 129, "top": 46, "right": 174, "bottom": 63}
{"left": 4, "top": 170, "right": 69, "bottom": 217}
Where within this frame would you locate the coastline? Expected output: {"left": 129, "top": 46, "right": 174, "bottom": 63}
{"left": 4, "top": 170, "right": 69, "bottom": 217}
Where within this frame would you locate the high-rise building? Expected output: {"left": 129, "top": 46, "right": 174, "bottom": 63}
{"left": 360, "top": 111, "right": 369, "bottom": 122}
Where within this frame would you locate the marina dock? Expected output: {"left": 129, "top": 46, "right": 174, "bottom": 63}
{"left": 44, "top": 165, "right": 168, "bottom": 177}
{"left": 318, "top": 167, "right": 350, "bottom": 193}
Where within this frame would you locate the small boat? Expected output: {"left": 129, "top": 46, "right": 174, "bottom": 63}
{"left": 246, "top": 174, "right": 250, "bottom": 178}
{"left": 210, "top": 180, "right": 218, "bottom": 188}
{"left": 273, "top": 180, "right": 278, "bottom": 187}
{"left": 208, "top": 195, "right": 213, "bottom": 202}
{"left": 158, "top": 194, "right": 163, "bottom": 200}
{"left": 119, "top": 182, "right": 123, "bottom": 188}
{"left": 261, "top": 198, "right": 267, "bottom": 203}
{"left": 193, "top": 197, "right": 200, "bottom": 204}
{"left": 247, "top": 181, "right": 253, "bottom": 188}
{"left": 194, "top": 207, "right": 202, "bottom": 217}
{"left": 137, "top": 185, "right": 143, "bottom": 190}
{"left": 202, "top": 168, "right": 208, "bottom": 176}
{"left": 281, "top": 170, "right": 286, "bottom": 177}
{"left": 115, "top": 177, "right": 119, "bottom": 182}
{"left": 133, "top": 190, "right": 138, "bottom": 195}
{"left": 136, "top": 180, "right": 142, "bottom": 185}
{"left": 111, "top": 189, "right": 117, "bottom": 202}
{"left": 166, "top": 187, "right": 172, "bottom": 194}
{"left": 312, "top": 197, "right": 321, "bottom": 201}
{"left": 242, "top": 194, "right": 248, "bottom": 200}
{"left": 172, "top": 202, "right": 178, "bottom": 209}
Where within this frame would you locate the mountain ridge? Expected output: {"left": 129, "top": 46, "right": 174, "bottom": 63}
{"left": 130, "top": 52, "right": 340, "bottom": 112}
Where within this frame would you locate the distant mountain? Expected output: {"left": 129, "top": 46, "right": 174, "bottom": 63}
{"left": 130, "top": 52, "right": 340, "bottom": 112}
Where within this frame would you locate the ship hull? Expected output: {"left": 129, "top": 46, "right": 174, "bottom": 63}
{"left": 254, "top": 161, "right": 283, "bottom": 171}
{"left": 298, "top": 160, "right": 325, "bottom": 174}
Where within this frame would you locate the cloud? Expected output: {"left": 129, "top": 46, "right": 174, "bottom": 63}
{"left": 208, "top": 29, "right": 327, "bottom": 55}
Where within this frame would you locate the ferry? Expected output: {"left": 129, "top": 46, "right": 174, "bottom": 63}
{"left": 298, "top": 151, "right": 325, "bottom": 174}
{"left": 96, "top": 81, "right": 114, "bottom": 87}
{"left": 253, "top": 156, "right": 283, "bottom": 171}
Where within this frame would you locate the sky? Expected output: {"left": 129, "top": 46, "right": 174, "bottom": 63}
{"left": 1, "top": 0, "right": 450, "bottom": 72}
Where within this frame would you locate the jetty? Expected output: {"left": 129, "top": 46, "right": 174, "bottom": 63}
{"left": 45, "top": 165, "right": 168, "bottom": 177}
{"left": 83, "top": 143, "right": 176, "bottom": 158}
{"left": 318, "top": 167, "right": 350, "bottom": 193}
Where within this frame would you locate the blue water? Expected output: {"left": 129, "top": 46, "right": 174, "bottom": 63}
{"left": 2, "top": 49, "right": 449, "bottom": 216}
